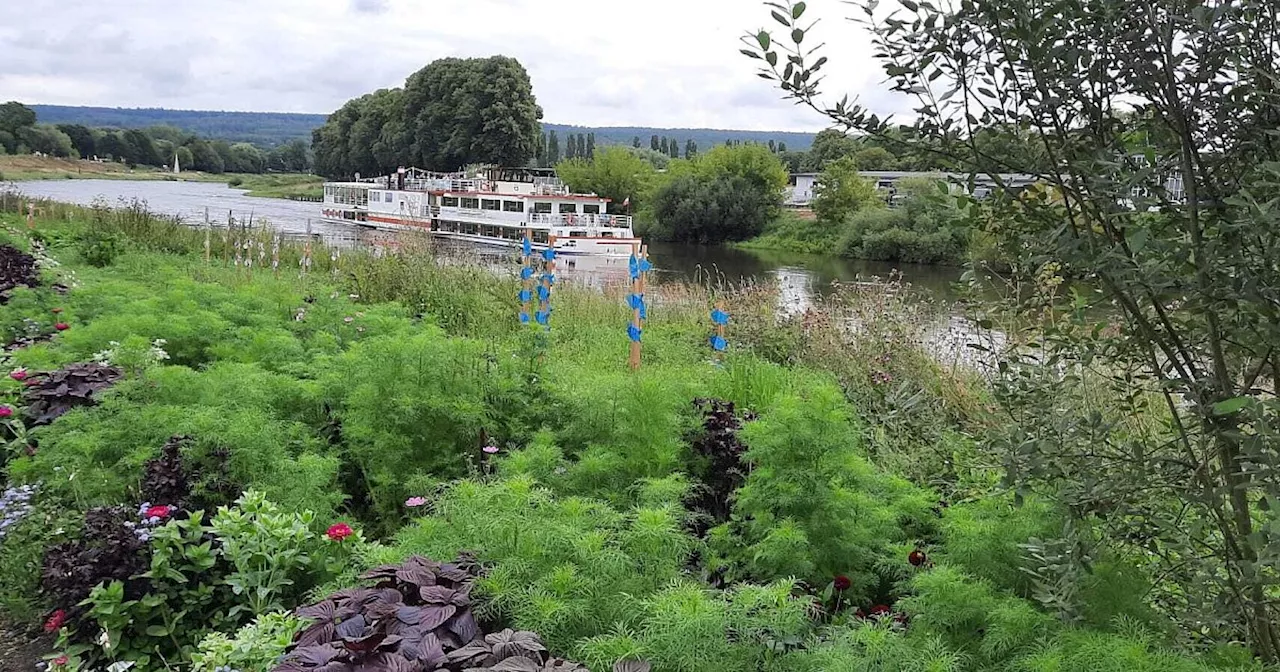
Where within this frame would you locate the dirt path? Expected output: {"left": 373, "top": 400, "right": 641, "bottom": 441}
{"left": 0, "top": 623, "right": 52, "bottom": 672}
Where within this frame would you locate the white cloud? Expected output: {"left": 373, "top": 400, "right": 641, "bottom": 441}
{"left": 0, "top": 0, "right": 914, "bottom": 131}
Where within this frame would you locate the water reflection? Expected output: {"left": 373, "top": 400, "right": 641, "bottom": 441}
{"left": 12, "top": 180, "right": 1002, "bottom": 368}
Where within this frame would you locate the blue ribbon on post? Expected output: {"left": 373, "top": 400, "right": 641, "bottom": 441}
{"left": 711, "top": 309, "right": 730, "bottom": 326}
{"left": 710, "top": 335, "right": 727, "bottom": 351}
{"left": 542, "top": 248, "right": 556, "bottom": 262}
{"left": 535, "top": 310, "right": 550, "bottom": 326}
{"left": 628, "top": 324, "right": 643, "bottom": 342}
{"left": 537, "top": 286, "right": 550, "bottom": 302}
{"left": 520, "top": 267, "right": 534, "bottom": 280}
{"left": 540, "top": 273, "right": 556, "bottom": 286}
{"left": 518, "top": 289, "right": 533, "bottom": 303}
{"left": 519, "top": 312, "right": 530, "bottom": 324}
{"left": 522, "top": 238, "right": 532, "bottom": 256}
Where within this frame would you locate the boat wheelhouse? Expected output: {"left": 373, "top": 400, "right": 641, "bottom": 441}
{"left": 320, "top": 166, "right": 640, "bottom": 256}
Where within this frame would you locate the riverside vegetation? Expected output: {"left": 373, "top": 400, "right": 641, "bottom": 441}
{"left": 0, "top": 187, "right": 1265, "bottom": 672}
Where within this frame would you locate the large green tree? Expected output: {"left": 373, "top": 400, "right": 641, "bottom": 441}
{"left": 402, "top": 56, "right": 542, "bottom": 171}
{"left": 746, "top": 0, "right": 1280, "bottom": 659}
{"left": 55, "top": 124, "right": 95, "bottom": 159}
{"left": 0, "top": 101, "right": 36, "bottom": 135}
{"left": 554, "top": 146, "right": 657, "bottom": 214}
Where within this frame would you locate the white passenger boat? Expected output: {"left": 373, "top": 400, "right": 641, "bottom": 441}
{"left": 320, "top": 166, "right": 640, "bottom": 256}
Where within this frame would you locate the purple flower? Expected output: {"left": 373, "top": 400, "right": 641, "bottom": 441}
{"left": 482, "top": 445, "right": 500, "bottom": 455}
{"left": 405, "top": 496, "right": 427, "bottom": 508}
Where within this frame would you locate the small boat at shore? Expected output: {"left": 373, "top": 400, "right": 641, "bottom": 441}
{"left": 320, "top": 166, "right": 641, "bottom": 257}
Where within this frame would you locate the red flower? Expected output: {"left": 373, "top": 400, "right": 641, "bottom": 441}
{"left": 326, "top": 522, "right": 354, "bottom": 541}
{"left": 908, "top": 549, "right": 927, "bottom": 567}
{"left": 54, "top": 322, "right": 70, "bottom": 332}
{"left": 0, "top": 406, "right": 11, "bottom": 418}
{"left": 870, "top": 604, "right": 891, "bottom": 616}
{"left": 854, "top": 608, "right": 867, "bottom": 619}
{"left": 145, "top": 505, "right": 173, "bottom": 520}
{"left": 833, "top": 575, "right": 852, "bottom": 591}
{"left": 44, "top": 609, "right": 67, "bottom": 633}
{"left": 53, "top": 655, "right": 69, "bottom": 666}
{"left": 9, "top": 369, "right": 27, "bottom": 381}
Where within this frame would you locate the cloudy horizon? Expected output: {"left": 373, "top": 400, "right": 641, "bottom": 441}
{"left": 0, "top": 0, "right": 914, "bottom": 132}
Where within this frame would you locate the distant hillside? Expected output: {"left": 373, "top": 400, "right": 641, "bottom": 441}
{"left": 28, "top": 105, "right": 816, "bottom": 152}
{"left": 30, "top": 105, "right": 325, "bottom": 147}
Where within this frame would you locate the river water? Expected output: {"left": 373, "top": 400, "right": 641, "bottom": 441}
{"left": 9, "top": 178, "right": 964, "bottom": 298}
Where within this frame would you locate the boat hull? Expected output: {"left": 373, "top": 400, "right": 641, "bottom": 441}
{"left": 321, "top": 215, "right": 641, "bottom": 257}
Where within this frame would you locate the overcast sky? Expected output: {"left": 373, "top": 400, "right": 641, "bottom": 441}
{"left": 0, "top": 0, "right": 913, "bottom": 132}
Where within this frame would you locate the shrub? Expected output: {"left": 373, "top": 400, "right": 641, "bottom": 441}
{"left": 21, "top": 361, "right": 122, "bottom": 425}
{"left": 73, "top": 227, "right": 124, "bottom": 267}
{"left": 390, "top": 476, "right": 694, "bottom": 653}
{"left": 705, "top": 387, "right": 936, "bottom": 600}
{"left": 192, "top": 611, "right": 307, "bottom": 672}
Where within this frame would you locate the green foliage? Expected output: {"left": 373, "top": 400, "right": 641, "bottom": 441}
{"left": 555, "top": 147, "right": 656, "bottom": 214}
{"left": 73, "top": 226, "right": 124, "bottom": 267}
{"left": 190, "top": 611, "right": 306, "bottom": 672}
{"left": 390, "top": 476, "right": 694, "bottom": 653}
{"left": 210, "top": 490, "right": 317, "bottom": 618}
{"left": 813, "top": 156, "right": 881, "bottom": 224}
{"left": 707, "top": 387, "right": 935, "bottom": 595}
{"left": 651, "top": 173, "right": 776, "bottom": 243}
{"left": 313, "top": 56, "right": 542, "bottom": 177}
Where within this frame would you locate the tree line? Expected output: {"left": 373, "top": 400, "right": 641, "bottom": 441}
{"left": 0, "top": 101, "right": 311, "bottom": 173}
{"left": 311, "top": 56, "right": 542, "bottom": 178}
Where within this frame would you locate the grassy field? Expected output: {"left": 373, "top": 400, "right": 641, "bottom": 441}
{"left": 0, "top": 155, "right": 322, "bottom": 200}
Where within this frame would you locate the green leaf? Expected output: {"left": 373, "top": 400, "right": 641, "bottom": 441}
{"left": 792, "top": 28, "right": 805, "bottom": 44}
{"left": 901, "top": 0, "right": 918, "bottom": 10}
{"left": 1212, "top": 397, "right": 1251, "bottom": 416}
{"left": 756, "top": 31, "right": 771, "bottom": 50}
{"left": 739, "top": 49, "right": 763, "bottom": 59}
{"left": 767, "top": 52, "right": 779, "bottom": 67}
{"left": 772, "top": 10, "right": 791, "bottom": 26}
{"left": 145, "top": 625, "right": 170, "bottom": 637}
{"left": 792, "top": 1, "right": 807, "bottom": 19}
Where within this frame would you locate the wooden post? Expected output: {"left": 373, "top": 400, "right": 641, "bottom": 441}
{"left": 628, "top": 243, "right": 648, "bottom": 371}
{"left": 520, "top": 228, "right": 534, "bottom": 323}
{"left": 272, "top": 234, "right": 280, "bottom": 279}
{"left": 714, "top": 300, "right": 727, "bottom": 363}
{"left": 538, "top": 235, "right": 556, "bottom": 330}
{"left": 223, "top": 211, "right": 233, "bottom": 267}
{"left": 302, "top": 219, "right": 313, "bottom": 277}
{"left": 26, "top": 202, "right": 34, "bottom": 230}
{"left": 203, "top": 207, "right": 211, "bottom": 265}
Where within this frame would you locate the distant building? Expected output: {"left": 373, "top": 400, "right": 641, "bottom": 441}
{"left": 785, "top": 170, "right": 1040, "bottom": 207}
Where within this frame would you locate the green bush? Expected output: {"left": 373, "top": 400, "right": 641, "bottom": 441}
{"left": 706, "top": 386, "right": 936, "bottom": 598}
{"left": 73, "top": 227, "right": 124, "bottom": 267}
{"left": 190, "top": 611, "right": 305, "bottom": 672}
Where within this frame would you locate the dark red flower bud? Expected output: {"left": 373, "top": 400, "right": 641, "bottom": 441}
{"left": 909, "top": 549, "right": 927, "bottom": 567}
{"left": 833, "top": 575, "right": 852, "bottom": 591}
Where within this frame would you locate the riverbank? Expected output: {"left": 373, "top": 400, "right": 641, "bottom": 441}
{"left": 0, "top": 194, "right": 1256, "bottom": 671}
{"left": 0, "top": 155, "right": 322, "bottom": 200}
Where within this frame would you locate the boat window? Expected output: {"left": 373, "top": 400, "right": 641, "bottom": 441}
{"left": 461, "top": 197, "right": 480, "bottom": 209}
{"left": 583, "top": 204, "right": 600, "bottom": 215}
{"left": 569, "top": 230, "right": 587, "bottom": 238}
{"left": 386, "top": 192, "right": 393, "bottom": 202}
{"left": 601, "top": 231, "right": 614, "bottom": 238}
{"left": 532, "top": 230, "right": 549, "bottom": 244}
{"left": 503, "top": 200, "right": 524, "bottom": 212}
{"left": 481, "top": 199, "right": 501, "bottom": 211}
{"left": 558, "top": 203, "right": 578, "bottom": 214}
{"left": 442, "top": 196, "right": 459, "bottom": 207}
{"left": 533, "top": 202, "right": 553, "bottom": 214}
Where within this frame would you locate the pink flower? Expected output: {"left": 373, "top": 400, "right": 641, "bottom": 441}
{"left": 482, "top": 445, "right": 500, "bottom": 455}
{"left": 44, "top": 609, "right": 67, "bottom": 633}
{"left": 145, "top": 505, "right": 173, "bottom": 520}
{"left": 0, "top": 406, "right": 11, "bottom": 419}
{"left": 54, "top": 322, "right": 70, "bottom": 332}
{"left": 327, "top": 522, "right": 354, "bottom": 542}
{"left": 53, "top": 655, "right": 69, "bottom": 666}
{"left": 9, "top": 369, "right": 27, "bottom": 381}
{"left": 405, "top": 496, "right": 427, "bottom": 508}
